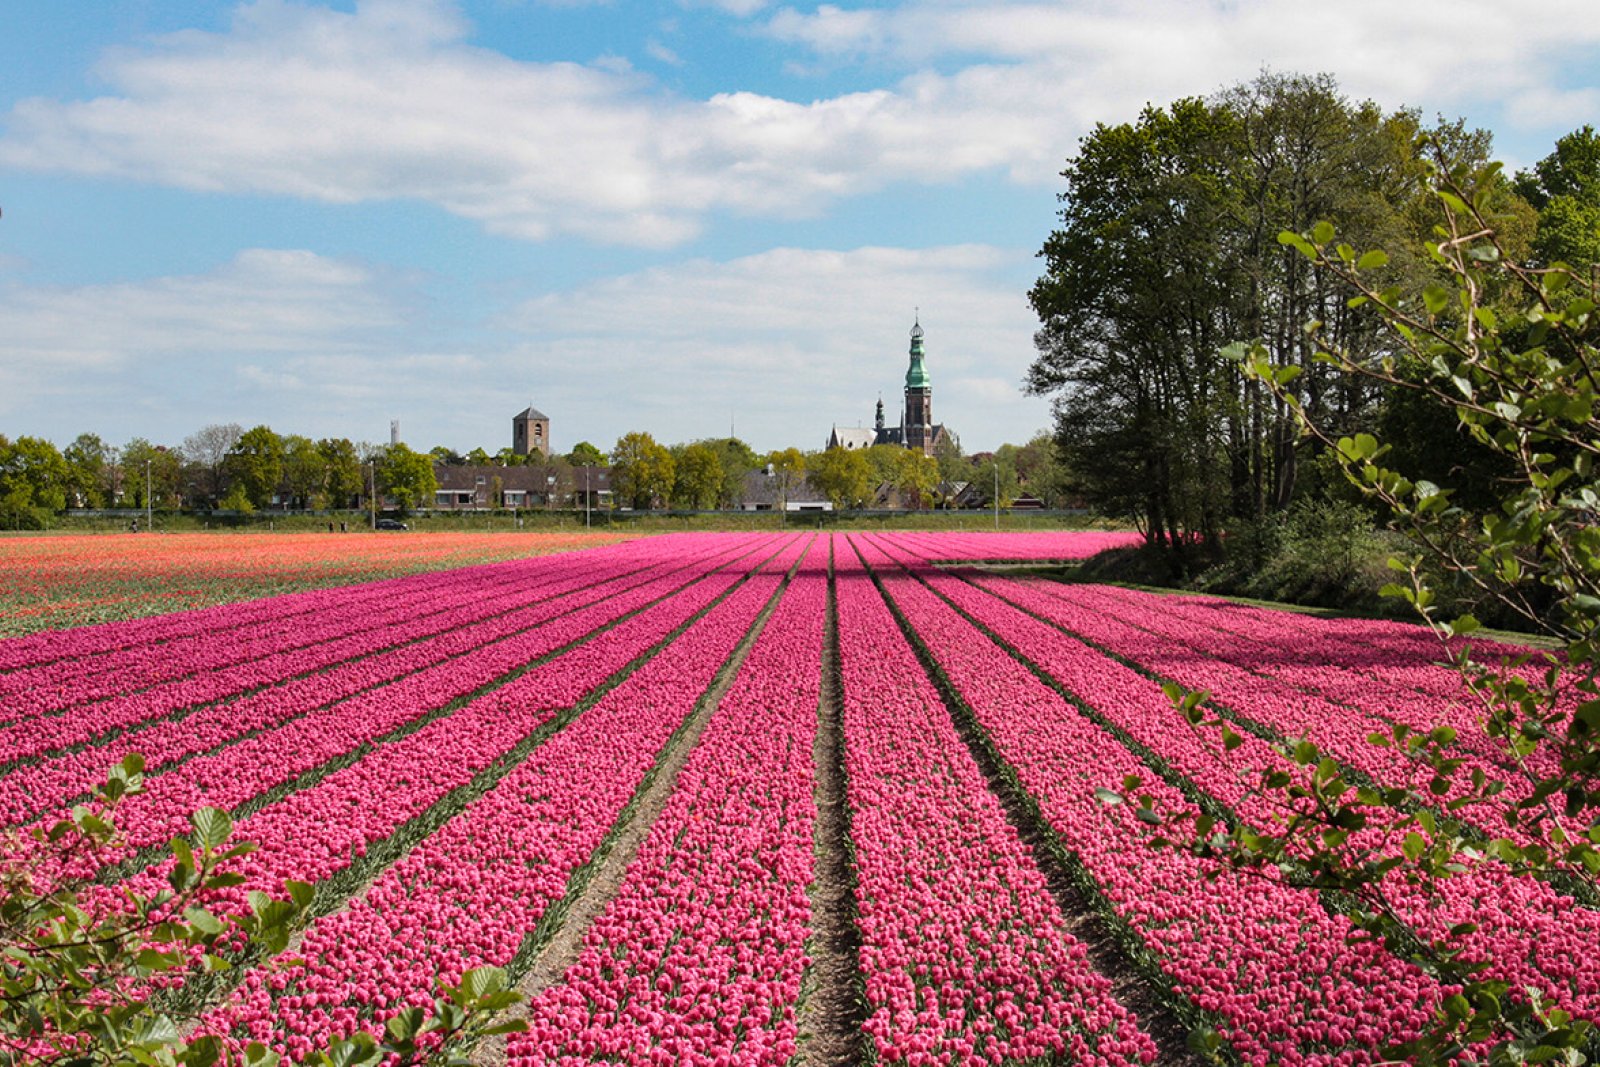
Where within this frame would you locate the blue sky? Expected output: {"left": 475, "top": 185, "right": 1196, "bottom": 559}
{"left": 3, "top": 0, "right": 1598, "bottom": 456}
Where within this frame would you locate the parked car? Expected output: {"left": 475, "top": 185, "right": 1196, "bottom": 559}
{"left": 375, "top": 518, "right": 408, "bottom": 531}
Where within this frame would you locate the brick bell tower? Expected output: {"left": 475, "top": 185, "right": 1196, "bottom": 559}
{"left": 902, "top": 316, "right": 933, "bottom": 454}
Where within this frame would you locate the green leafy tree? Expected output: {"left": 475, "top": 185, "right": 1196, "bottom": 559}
{"left": 121, "top": 439, "right": 182, "bottom": 512}
{"left": 1029, "top": 73, "right": 1454, "bottom": 572}
{"left": 807, "top": 447, "right": 871, "bottom": 509}
{"left": 763, "top": 448, "right": 806, "bottom": 513}
{"left": 703, "top": 438, "right": 759, "bottom": 507}
{"left": 379, "top": 443, "right": 438, "bottom": 511}
{"left": 429, "top": 446, "right": 464, "bottom": 466}
{"left": 861, "top": 445, "right": 904, "bottom": 502}
{"left": 218, "top": 483, "right": 255, "bottom": 514}
{"left": 671, "top": 443, "right": 724, "bottom": 509}
{"left": 317, "top": 438, "right": 363, "bottom": 509}
{"left": 566, "top": 441, "right": 606, "bottom": 467}
{"left": 464, "top": 447, "right": 492, "bottom": 467}
{"left": 932, "top": 435, "right": 971, "bottom": 488}
{"left": 0, "top": 436, "right": 69, "bottom": 525}
{"left": 610, "top": 433, "right": 674, "bottom": 510}
{"left": 281, "top": 435, "right": 327, "bottom": 510}
{"left": 63, "top": 433, "right": 112, "bottom": 508}
{"left": 966, "top": 451, "right": 1017, "bottom": 508}
{"left": 1515, "top": 125, "right": 1600, "bottom": 268}
{"left": 1011, "top": 431, "right": 1071, "bottom": 507}
{"left": 887, "top": 448, "right": 938, "bottom": 509}
{"left": 223, "top": 427, "right": 285, "bottom": 510}
{"left": 0, "top": 757, "right": 524, "bottom": 1066}
{"left": 1140, "top": 156, "right": 1600, "bottom": 1064}
{"left": 493, "top": 447, "right": 523, "bottom": 467}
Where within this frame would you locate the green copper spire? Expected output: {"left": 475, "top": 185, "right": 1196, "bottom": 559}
{"left": 905, "top": 317, "right": 931, "bottom": 390}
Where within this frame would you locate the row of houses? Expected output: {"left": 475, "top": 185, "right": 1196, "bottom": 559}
{"left": 427, "top": 464, "right": 1041, "bottom": 512}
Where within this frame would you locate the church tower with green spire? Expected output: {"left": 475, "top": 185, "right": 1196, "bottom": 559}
{"left": 903, "top": 317, "right": 933, "bottom": 453}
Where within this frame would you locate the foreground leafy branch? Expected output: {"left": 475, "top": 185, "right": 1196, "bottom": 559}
{"left": 0, "top": 755, "right": 524, "bottom": 1066}
{"left": 1116, "top": 152, "right": 1600, "bottom": 1065}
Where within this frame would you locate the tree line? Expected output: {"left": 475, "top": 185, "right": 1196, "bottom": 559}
{"left": 0, "top": 423, "right": 1070, "bottom": 526}
{"left": 600, "top": 430, "right": 1066, "bottom": 511}
{"left": 1028, "top": 71, "right": 1600, "bottom": 577}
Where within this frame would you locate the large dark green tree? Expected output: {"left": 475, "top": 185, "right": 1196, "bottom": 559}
{"left": 670, "top": 442, "right": 724, "bottom": 509}
{"left": 62, "top": 433, "right": 112, "bottom": 508}
{"left": 0, "top": 435, "right": 69, "bottom": 526}
{"left": 223, "top": 426, "right": 285, "bottom": 510}
{"left": 379, "top": 443, "right": 437, "bottom": 510}
{"left": 318, "top": 437, "right": 364, "bottom": 508}
{"left": 1028, "top": 72, "right": 1449, "bottom": 570}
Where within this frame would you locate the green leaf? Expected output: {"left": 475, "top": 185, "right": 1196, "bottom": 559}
{"left": 384, "top": 1006, "right": 426, "bottom": 1042}
{"left": 1423, "top": 284, "right": 1451, "bottom": 315}
{"left": 284, "top": 880, "right": 315, "bottom": 911}
{"left": 191, "top": 807, "right": 233, "bottom": 852}
{"left": 479, "top": 1019, "right": 530, "bottom": 1036}
{"left": 1357, "top": 249, "right": 1389, "bottom": 270}
{"left": 462, "top": 965, "right": 508, "bottom": 1000}
{"left": 1093, "top": 788, "right": 1124, "bottom": 806}
{"left": 1311, "top": 220, "right": 1335, "bottom": 245}
{"left": 1278, "top": 231, "right": 1317, "bottom": 258}
{"left": 184, "top": 907, "right": 225, "bottom": 937}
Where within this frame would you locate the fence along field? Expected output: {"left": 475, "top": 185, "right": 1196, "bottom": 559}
{"left": 2, "top": 530, "right": 1591, "bottom": 1065}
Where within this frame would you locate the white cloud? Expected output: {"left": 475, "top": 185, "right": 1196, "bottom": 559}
{"left": 645, "top": 39, "right": 684, "bottom": 67}
{"left": 6, "top": 0, "right": 1594, "bottom": 248}
{"left": 500, "top": 243, "right": 1049, "bottom": 451}
{"left": 0, "top": 240, "right": 1051, "bottom": 452}
{"left": 0, "top": 248, "right": 420, "bottom": 432}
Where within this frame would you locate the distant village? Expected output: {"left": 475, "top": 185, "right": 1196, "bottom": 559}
{"left": 0, "top": 321, "right": 1068, "bottom": 526}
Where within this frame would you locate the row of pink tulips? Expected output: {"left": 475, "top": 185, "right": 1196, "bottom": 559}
{"left": 835, "top": 539, "right": 1157, "bottom": 1067}
{"left": 853, "top": 537, "right": 1440, "bottom": 1065}
{"left": 0, "top": 543, "right": 679, "bottom": 726}
{"left": 883, "top": 530, "right": 1141, "bottom": 563}
{"left": 88, "top": 543, "right": 781, "bottom": 917}
{"left": 0, "top": 542, "right": 537, "bottom": 674}
{"left": 510, "top": 546, "right": 828, "bottom": 1066}
{"left": 919, "top": 567, "right": 1600, "bottom": 1025}
{"left": 1059, "top": 583, "right": 1569, "bottom": 779}
{"left": 47, "top": 537, "right": 782, "bottom": 876}
{"left": 4, "top": 537, "right": 756, "bottom": 831}
{"left": 964, "top": 572, "right": 1563, "bottom": 850}
{"left": 0, "top": 542, "right": 676, "bottom": 769}
{"left": 197, "top": 537, "right": 808, "bottom": 1063}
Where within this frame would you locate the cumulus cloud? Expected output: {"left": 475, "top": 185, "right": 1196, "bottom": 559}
{"left": 0, "top": 240, "right": 1051, "bottom": 451}
{"left": 7, "top": 0, "right": 1594, "bottom": 247}
{"left": 0, "top": 247, "right": 423, "bottom": 431}
{"left": 500, "top": 243, "right": 1050, "bottom": 450}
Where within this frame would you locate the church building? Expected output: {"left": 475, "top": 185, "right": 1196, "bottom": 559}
{"left": 828, "top": 318, "right": 951, "bottom": 455}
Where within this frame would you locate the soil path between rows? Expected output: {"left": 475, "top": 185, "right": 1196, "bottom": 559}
{"left": 794, "top": 538, "right": 867, "bottom": 1067}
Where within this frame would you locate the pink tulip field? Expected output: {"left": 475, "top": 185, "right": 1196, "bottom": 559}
{"left": 3, "top": 528, "right": 1592, "bottom": 1065}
